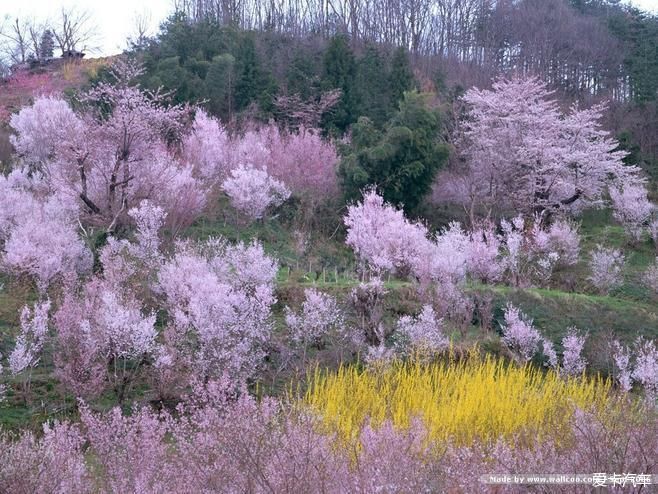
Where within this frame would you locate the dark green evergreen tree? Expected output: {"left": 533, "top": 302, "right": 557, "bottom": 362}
{"left": 339, "top": 91, "right": 449, "bottom": 212}
{"left": 321, "top": 35, "right": 357, "bottom": 135}
{"left": 354, "top": 44, "right": 391, "bottom": 126}
{"left": 39, "top": 30, "right": 54, "bottom": 61}
{"left": 389, "top": 47, "right": 415, "bottom": 109}
{"left": 205, "top": 53, "right": 236, "bottom": 119}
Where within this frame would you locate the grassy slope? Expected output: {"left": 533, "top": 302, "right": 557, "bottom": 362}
{"left": 2, "top": 205, "right": 657, "bottom": 429}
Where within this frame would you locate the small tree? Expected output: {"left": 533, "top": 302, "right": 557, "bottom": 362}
{"left": 38, "top": 29, "right": 54, "bottom": 61}
{"left": 222, "top": 164, "right": 290, "bottom": 221}
{"left": 610, "top": 184, "right": 653, "bottom": 243}
{"left": 588, "top": 246, "right": 625, "bottom": 294}
{"left": 501, "top": 304, "right": 541, "bottom": 363}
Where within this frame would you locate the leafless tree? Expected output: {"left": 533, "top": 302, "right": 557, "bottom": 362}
{"left": 0, "top": 16, "right": 31, "bottom": 64}
{"left": 127, "top": 9, "right": 153, "bottom": 50}
{"left": 52, "top": 7, "right": 97, "bottom": 55}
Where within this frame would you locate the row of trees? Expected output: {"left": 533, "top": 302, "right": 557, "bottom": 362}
{"left": 137, "top": 22, "right": 416, "bottom": 133}
{"left": 170, "top": 0, "right": 658, "bottom": 103}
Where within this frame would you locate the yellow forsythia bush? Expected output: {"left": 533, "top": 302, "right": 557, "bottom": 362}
{"left": 302, "top": 354, "right": 612, "bottom": 446}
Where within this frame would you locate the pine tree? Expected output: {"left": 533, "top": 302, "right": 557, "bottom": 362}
{"left": 355, "top": 44, "right": 391, "bottom": 126}
{"left": 39, "top": 30, "right": 54, "bottom": 61}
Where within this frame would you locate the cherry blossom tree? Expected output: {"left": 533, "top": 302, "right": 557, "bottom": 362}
{"left": 0, "top": 178, "right": 92, "bottom": 293}
{"left": 9, "top": 95, "right": 84, "bottom": 168}
{"left": 642, "top": 258, "right": 658, "bottom": 295}
{"left": 611, "top": 338, "right": 658, "bottom": 401}
{"left": 156, "top": 238, "right": 277, "bottom": 384}
{"left": 560, "top": 329, "right": 588, "bottom": 376}
{"left": 9, "top": 301, "right": 51, "bottom": 400}
{"left": 588, "top": 245, "right": 625, "bottom": 294}
{"left": 53, "top": 279, "right": 157, "bottom": 402}
{"left": 499, "top": 215, "right": 580, "bottom": 287}
{"left": 501, "top": 304, "right": 542, "bottom": 363}
{"left": 285, "top": 288, "right": 345, "bottom": 349}
{"left": 464, "top": 224, "right": 503, "bottom": 284}
{"left": 450, "top": 76, "right": 643, "bottom": 218}
{"left": 181, "top": 109, "right": 231, "bottom": 183}
{"left": 9, "top": 60, "right": 206, "bottom": 233}
{"left": 610, "top": 184, "right": 654, "bottom": 243}
{"left": 9, "top": 303, "right": 49, "bottom": 398}
{"left": 344, "top": 189, "right": 430, "bottom": 277}
{"left": 182, "top": 116, "right": 339, "bottom": 209}
{"left": 222, "top": 164, "right": 290, "bottom": 221}
{"left": 394, "top": 305, "right": 448, "bottom": 357}
{"left": 632, "top": 338, "right": 658, "bottom": 402}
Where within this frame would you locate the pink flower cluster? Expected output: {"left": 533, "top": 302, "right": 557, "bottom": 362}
{"left": 182, "top": 111, "right": 339, "bottom": 201}
{"left": 285, "top": 288, "right": 345, "bottom": 347}
{"left": 394, "top": 305, "right": 448, "bottom": 356}
{"left": 588, "top": 245, "right": 625, "bottom": 294}
{"left": 9, "top": 60, "right": 206, "bottom": 233}
{"left": 500, "top": 304, "right": 542, "bottom": 362}
{"left": 610, "top": 184, "right": 654, "bottom": 242}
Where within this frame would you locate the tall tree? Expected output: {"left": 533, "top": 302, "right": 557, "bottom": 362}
{"left": 389, "top": 47, "right": 415, "bottom": 109}
{"left": 355, "top": 44, "right": 391, "bottom": 126}
{"left": 206, "top": 53, "right": 236, "bottom": 119}
{"left": 321, "top": 35, "right": 357, "bottom": 135}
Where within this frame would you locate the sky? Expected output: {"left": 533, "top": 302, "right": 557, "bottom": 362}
{"left": 0, "top": 0, "right": 174, "bottom": 57}
{"left": 1, "top": 0, "right": 657, "bottom": 57}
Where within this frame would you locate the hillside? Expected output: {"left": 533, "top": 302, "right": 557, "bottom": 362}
{"left": 0, "top": 2, "right": 657, "bottom": 491}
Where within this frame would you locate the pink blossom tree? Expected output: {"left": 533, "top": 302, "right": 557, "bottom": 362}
{"left": 0, "top": 422, "right": 88, "bottom": 493}
{"left": 632, "top": 338, "right": 658, "bottom": 402}
{"left": 156, "top": 238, "right": 277, "bottom": 384}
{"left": 588, "top": 245, "right": 625, "bottom": 294}
{"left": 394, "top": 305, "right": 448, "bottom": 357}
{"left": 499, "top": 215, "right": 580, "bottom": 287}
{"left": 8, "top": 300, "right": 51, "bottom": 400}
{"left": 560, "top": 329, "right": 588, "bottom": 376}
{"left": 500, "top": 304, "right": 542, "bottom": 362}
{"left": 181, "top": 109, "right": 231, "bottom": 183}
{"left": 9, "top": 95, "right": 84, "bottom": 167}
{"left": 0, "top": 184, "right": 92, "bottom": 293}
{"left": 344, "top": 189, "right": 431, "bottom": 278}
{"left": 450, "top": 76, "right": 643, "bottom": 219}
{"left": 53, "top": 279, "right": 157, "bottom": 402}
{"left": 285, "top": 288, "right": 345, "bottom": 349}
{"left": 610, "top": 183, "right": 654, "bottom": 243}
{"left": 611, "top": 340, "right": 633, "bottom": 393}
{"left": 611, "top": 337, "right": 658, "bottom": 401}
{"left": 9, "top": 60, "right": 206, "bottom": 233}
{"left": 221, "top": 164, "right": 290, "bottom": 221}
